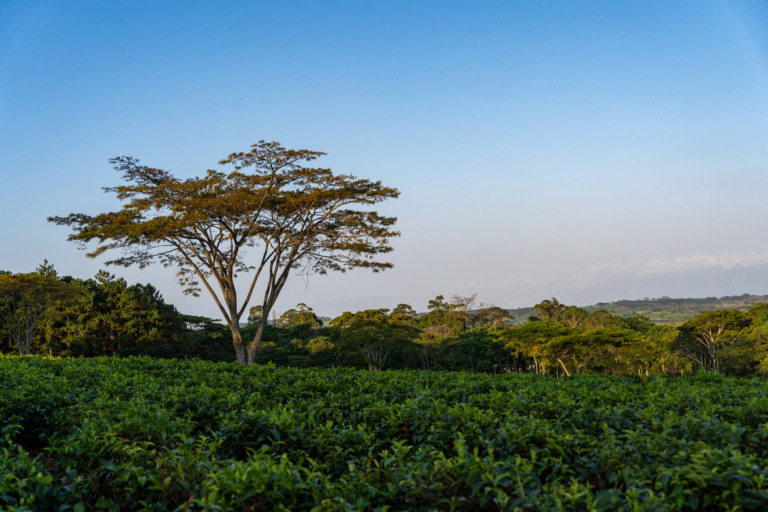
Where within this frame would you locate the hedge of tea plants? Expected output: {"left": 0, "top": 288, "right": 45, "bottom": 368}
{"left": 1, "top": 355, "right": 767, "bottom": 511}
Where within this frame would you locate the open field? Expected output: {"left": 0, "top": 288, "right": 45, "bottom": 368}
{"left": 2, "top": 356, "right": 767, "bottom": 511}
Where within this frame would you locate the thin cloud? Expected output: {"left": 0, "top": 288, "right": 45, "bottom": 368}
{"left": 642, "top": 251, "right": 768, "bottom": 274}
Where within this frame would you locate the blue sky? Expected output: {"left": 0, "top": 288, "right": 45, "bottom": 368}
{"left": 2, "top": 0, "right": 768, "bottom": 318}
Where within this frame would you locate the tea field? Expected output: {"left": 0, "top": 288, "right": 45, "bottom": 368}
{"left": 1, "top": 356, "right": 767, "bottom": 511}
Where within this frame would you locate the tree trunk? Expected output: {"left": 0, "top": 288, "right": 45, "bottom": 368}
{"left": 24, "top": 328, "right": 35, "bottom": 355}
{"left": 232, "top": 327, "right": 246, "bottom": 364}
{"left": 246, "top": 318, "right": 268, "bottom": 365}
{"left": 246, "top": 343, "right": 257, "bottom": 365}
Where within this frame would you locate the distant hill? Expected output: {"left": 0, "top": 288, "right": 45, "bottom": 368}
{"left": 503, "top": 306, "right": 536, "bottom": 325}
{"left": 583, "top": 293, "right": 768, "bottom": 325}
{"left": 505, "top": 293, "right": 768, "bottom": 326}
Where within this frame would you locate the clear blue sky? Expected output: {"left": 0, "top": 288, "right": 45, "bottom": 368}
{"left": 2, "top": 0, "right": 768, "bottom": 318}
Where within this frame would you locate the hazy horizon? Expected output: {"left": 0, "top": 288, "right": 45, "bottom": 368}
{"left": 2, "top": 0, "right": 768, "bottom": 320}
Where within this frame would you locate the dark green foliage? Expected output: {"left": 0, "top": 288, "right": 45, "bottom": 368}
{"left": 0, "top": 267, "right": 238, "bottom": 361}
{"left": 533, "top": 297, "right": 566, "bottom": 321}
{"left": 675, "top": 310, "right": 754, "bottom": 374}
{"left": 443, "top": 327, "right": 510, "bottom": 372}
{"left": 419, "top": 295, "right": 467, "bottom": 336}
{"left": 0, "top": 263, "right": 77, "bottom": 355}
{"left": 40, "top": 271, "right": 192, "bottom": 358}
{"left": 332, "top": 309, "right": 419, "bottom": 371}
{"left": 2, "top": 356, "right": 768, "bottom": 510}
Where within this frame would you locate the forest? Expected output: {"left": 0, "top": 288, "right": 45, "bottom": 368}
{"left": 2, "top": 261, "right": 768, "bottom": 378}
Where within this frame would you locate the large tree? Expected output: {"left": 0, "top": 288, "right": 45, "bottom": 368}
{"left": 674, "top": 310, "right": 750, "bottom": 372}
{"left": 331, "top": 308, "right": 418, "bottom": 371}
{"left": 49, "top": 141, "right": 399, "bottom": 364}
{"left": 533, "top": 297, "right": 566, "bottom": 321}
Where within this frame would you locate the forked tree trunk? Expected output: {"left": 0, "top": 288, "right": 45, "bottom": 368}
{"left": 232, "top": 327, "right": 246, "bottom": 365}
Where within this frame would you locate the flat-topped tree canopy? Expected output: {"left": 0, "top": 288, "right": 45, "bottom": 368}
{"left": 49, "top": 141, "right": 400, "bottom": 364}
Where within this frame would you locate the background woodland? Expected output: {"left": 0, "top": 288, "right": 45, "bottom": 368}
{"left": 3, "top": 262, "right": 768, "bottom": 378}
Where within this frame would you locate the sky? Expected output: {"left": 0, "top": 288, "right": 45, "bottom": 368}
{"left": 2, "top": 0, "right": 768, "bottom": 320}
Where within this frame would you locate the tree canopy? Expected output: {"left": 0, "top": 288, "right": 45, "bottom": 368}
{"left": 331, "top": 308, "right": 419, "bottom": 371}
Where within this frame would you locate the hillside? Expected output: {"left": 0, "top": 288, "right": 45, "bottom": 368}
{"left": 505, "top": 293, "right": 768, "bottom": 326}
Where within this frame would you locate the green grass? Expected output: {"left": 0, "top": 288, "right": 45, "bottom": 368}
{"left": 1, "top": 355, "right": 767, "bottom": 511}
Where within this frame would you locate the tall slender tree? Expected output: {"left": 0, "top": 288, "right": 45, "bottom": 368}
{"left": 49, "top": 141, "right": 399, "bottom": 364}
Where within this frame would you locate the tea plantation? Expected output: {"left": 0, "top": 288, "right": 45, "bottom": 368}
{"left": 1, "top": 356, "right": 767, "bottom": 511}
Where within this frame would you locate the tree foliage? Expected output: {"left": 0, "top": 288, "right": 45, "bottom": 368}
{"left": 276, "top": 303, "right": 322, "bottom": 329}
{"left": 0, "top": 262, "right": 76, "bottom": 355}
{"left": 332, "top": 308, "right": 418, "bottom": 371}
{"left": 533, "top": 297, "right": 566, "bottom": 321}
{"left": 674, "top": 310, "right": 751, "bottom": 372}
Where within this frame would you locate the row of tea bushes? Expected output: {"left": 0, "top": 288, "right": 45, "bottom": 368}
{"left": 1, "top": 355, "right": 767, "bottom": 510}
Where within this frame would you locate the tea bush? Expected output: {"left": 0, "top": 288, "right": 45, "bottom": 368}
{"left": 1, "top": 355, "right": 767, "bottom": 510}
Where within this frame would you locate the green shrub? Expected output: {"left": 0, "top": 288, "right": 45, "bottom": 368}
{"left": 1, "top": 355, "right": 767, "bottom": 510}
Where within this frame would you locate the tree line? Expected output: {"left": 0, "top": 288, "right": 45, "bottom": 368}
{"left": 0, "top": 262, "right": 232, "bottom": 360}
{"left": 3, "top": 268, "right": 766, "bottom": 377}
{"left": 247, "top": 295, "right": 768, "bottom": 377}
